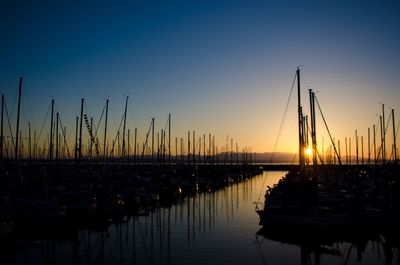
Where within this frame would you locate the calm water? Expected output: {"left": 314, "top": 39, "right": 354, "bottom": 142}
{"left": 2, "top": 171, "right": 399, "bottom": 265}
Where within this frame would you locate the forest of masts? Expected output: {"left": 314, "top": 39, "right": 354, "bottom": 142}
{"left": 0, "top": 77, "right": 255, "bottom": 165}
{"left": 0, "top": 77, "right": 398, "bottom": 167}
{"left": 300, "top": 85, "right": 398, "bottom": 167}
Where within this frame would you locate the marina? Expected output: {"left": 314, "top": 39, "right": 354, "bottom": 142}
{"left": 1, "top": 171, "right": 399, "bottom": 265}
{"left": 1, "top": 2, "right": 400, "bottom": 264}
{"left": 0, "top": 67, "right": 399, "bottom": 265}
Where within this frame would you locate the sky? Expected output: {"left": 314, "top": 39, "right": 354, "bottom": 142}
{"left": 1, "top": 0, "right": 400, "bottom": 156}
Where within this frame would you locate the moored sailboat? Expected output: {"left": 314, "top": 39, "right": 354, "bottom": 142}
{"left": 256, "top": 68, "right": 383, "bottom": 234}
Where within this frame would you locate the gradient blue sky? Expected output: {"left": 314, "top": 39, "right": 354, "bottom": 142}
{"left": 1, "top": 0, "right": 399, "bottom": 154}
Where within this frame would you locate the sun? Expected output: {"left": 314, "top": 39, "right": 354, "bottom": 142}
{"left": 305, "top": 147, "right": 312, "bottom": 156}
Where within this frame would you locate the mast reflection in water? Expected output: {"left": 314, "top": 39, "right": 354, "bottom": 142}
{"left": 1, "top": 171, "right": 398, "bottom": 265}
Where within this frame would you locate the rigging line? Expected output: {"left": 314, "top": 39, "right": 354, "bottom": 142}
{"left": 368, "top": 117, "right": 379, "bottom": 159}
{"left": 93, "top": 102, "right": 106, "bottom": 141}
{"left": 305, "top": 122, "right": 325, "bottom": 165}
{"left": 8, "top": 82, "right": 19, "bottom": 119}
{"left": 141, "top": 119, "right": 153, "bottom": 158}
{"left": 4, "top": 137, "right": 10, "bottom": 159}
{"left": 163, "top": 115, "right": 169, "bottom": 144}
{"left": 385, "top": 110, "right": 392, "bottom": 136}
{"left": 34, "top": 101, "right": 51, "bottom": 150}
{"left": 375, "top": 111, "right": 392, "bottom": 161}
{"left": 270, "top": 72, "right": 297, "bottom": 159}
{"left": 256, "top": 72, "right": 297, "bottom": 205}
{"left": 4, "top": 100, "right": 16, "bottom": 152}
{"left": 128, "top": 98, "right": 137, "bottom": 127}
{"left": 315, "top": 96, "right": 342, "bottom": 165}
{"left": 342, "top": 242, "right": 354, "bottom": 265}
{"left": 58, "top": 116, "right": 71, "bottom": 158}
{"left": 376, "top": 129, "right": 384, "bottom": 162}
{"left": 371, "top": 115, "right": 380, "bottom": 162}
{"left": 315, "top": 145, "right": 325, "bottom": 165}
{"left": 109, "top": 110, "right": 126, "bottom": 156}
{"left": 377, "top": 110, "right": 393, "bottom": 160}
{"left": 22, "top": 88, "right": 36, "bottom": 131}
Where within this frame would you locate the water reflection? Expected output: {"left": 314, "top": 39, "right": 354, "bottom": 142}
{"left": 1, "top": 171, "right": 399, "bottom": 265}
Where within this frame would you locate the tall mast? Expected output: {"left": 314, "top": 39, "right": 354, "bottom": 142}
{"left": 361, "top": 136, "right": 364, "bottom": 165}
{"left": 187, "top": 131, "right": 190, "bottom": 164}
{"left": 349, "top": 138, "right": 351, "bottom": 165}
{"left": 163, "top": 129, "right": 166, "bottom": 163}
{"left": 345, "top": 137, "right": 348, "bottom": 164}
{"left": 355, "top": 130, "right": 359, "bottom": 165}
{"left": 151, "top": 118, "right": 155, "bottom": 163}
{"left": 127, "top": 129, "right": 130, "bottom": 162}
{"left": 168, "top": 113, "right": 171, "bottom": 164}
{"left": 296, "top": 68, "right": 304, "bottom": 167}
{"left": 373, "top": 124, "right": 377, "bottom": 164}
{"left": 309, "top": 89, "right": 317, "bottom": 165}
{"left": 89, "top": 117, "right": 93, "bottom": 157}
{"left": 175, "top": 136, "right": 178, "bottom": 162}
{"left": 1, "top": 95, "right": 4, "bottom": 162}
{"left": 103, "top": 99, "right": 109, "bottom": 164}
{"left": 56, "top": 112, "right": 59, "bottom": 161}
{"left": 203, "top": 134, "right": 206, "bottom": 164}
{"left": 122, "top": 96, "right": 128, "bottom": 160}
{"left": 392, "top": 108, "right": 397, "bottom": 164}
{"left": 49, "top": 99, "right": 54, "bottom": 163}
{"left": 382, "top": 104, "right": 386, "bottom": 163}
{"left": 28, "top": 122, "right": 31, "bottom": 161}
{"left": 193, "top": 131, "right": 195, "bottom": 164}
{"left": 134, "top": 127, "right": 137, "bottom": 164}
{"left": 78, "top": 98, "right": 84, "bottom": 162}
{"left": 380, "top": 115, "right": 383, "bottom": 164}
{"left": 15, "top": 77, "right": 23, "bottom": 161}
{"left": 74, "top": 116, "right": 78, "bottom": 162}
{"left": 368, "top": 127, "right": 371, "bottom": 165}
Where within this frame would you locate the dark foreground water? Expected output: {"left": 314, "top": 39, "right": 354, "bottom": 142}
{"left": 1, "top": 171, "right": 398, "bottom": 265}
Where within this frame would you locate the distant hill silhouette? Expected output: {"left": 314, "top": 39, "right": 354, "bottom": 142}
{"left": 253, "top": 152, "right": 297, "bottom": 163}
{"left": 216, "top": 152, "right": 297, "bottom": 164}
